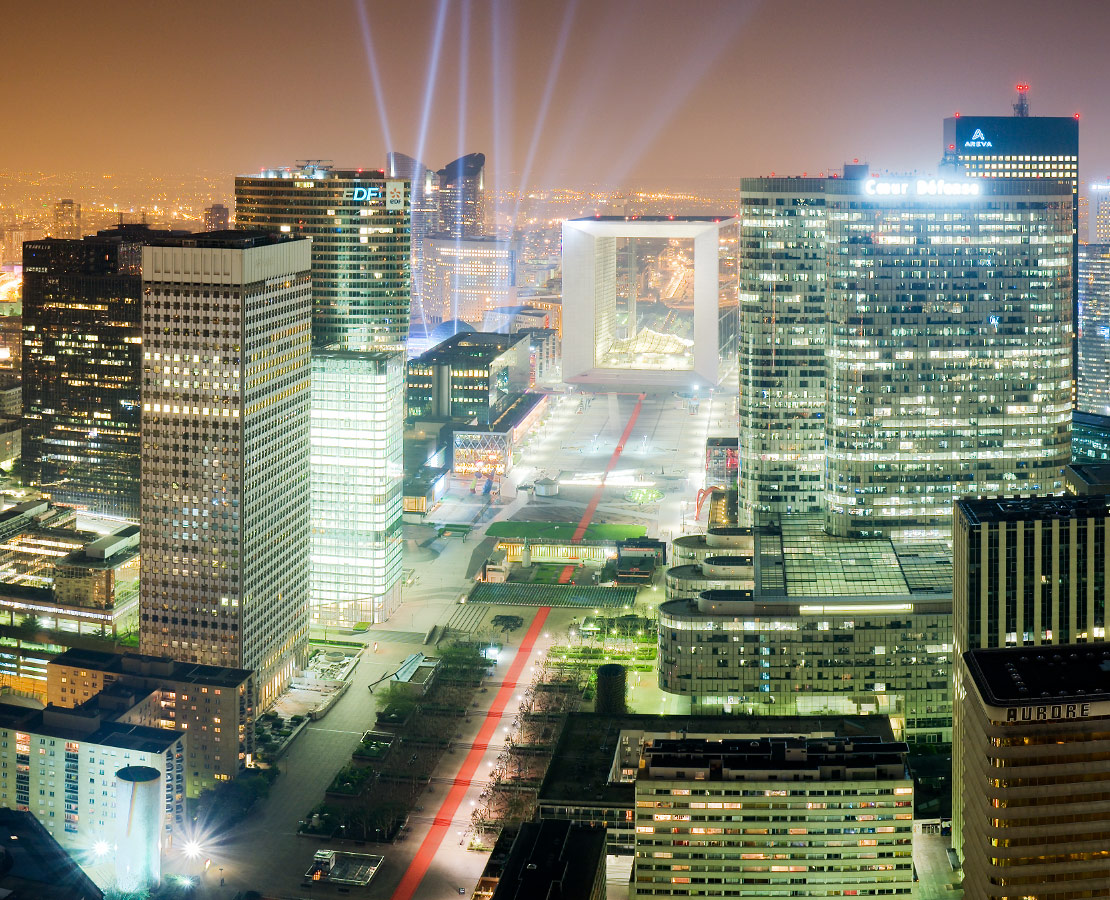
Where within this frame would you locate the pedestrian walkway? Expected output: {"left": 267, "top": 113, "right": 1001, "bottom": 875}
{"left": 389, "top": 607, "right": 552, "bottom": 900}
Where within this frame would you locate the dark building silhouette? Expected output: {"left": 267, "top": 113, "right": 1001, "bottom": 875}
{"left": 21, "top": 226, "right": 181, "bottom": 518}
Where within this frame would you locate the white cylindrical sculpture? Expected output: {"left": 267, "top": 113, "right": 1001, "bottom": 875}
{"left": 114, "top": 765, "right": 162, "bottom": 892}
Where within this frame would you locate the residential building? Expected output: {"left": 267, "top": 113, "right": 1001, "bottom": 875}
{"left": 46, "top": 647, "right": 255, "bottom": 798}
{"left": 954, "top": 643, "right": 1110, "bottom": 896}
{"left": 659, "top": 517, "right": 953, "bottom": 742}
{"left": 1078, "top": 243, "right": 1110, "bottom": 414}
{"left": 21, "top": 226, "right": 178, "bottom": 519}
{"left": 632, "top": 733, "right": 913, "bottom": 898}
{"left": 824, "top": 176, "right": 1072, "bottom": 538}
{"left": 234, "top": 163, "right": 411, "bottom": 350}
{"left": 0, "top": 701, "right": 184, "bottom": 856}
{"left": 203, "top": 203, "right": 229, "bottom": 232}
{"left": 52, "top": 200, "right": 81, "bottom": 240}
{"left": 738, "top": 175, "right": 828, "bottom": 524}
{"left": 310, "top": 351, "right": 403, "bottom": 626}
{"left": 139, "top": 231, "right": 312, "bottom": 706}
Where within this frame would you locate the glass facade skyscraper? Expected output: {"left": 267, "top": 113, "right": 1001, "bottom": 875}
{"left": 310, "top": 351, "right": 403, "bottom": 627}
{"left": 1078, "top": 243, "right": 1110, "bottom": 414}
{"left": 234, "top": 164, "right": 411, "bottom": 350}
{"left": 823, "top": 177, "right": 1073, "bottom": 538}
{"left": 22, "top": 228, "right": 172, "bottom": 519}
{"left": 738, "top": 177, "right": 827, "bottom": 524}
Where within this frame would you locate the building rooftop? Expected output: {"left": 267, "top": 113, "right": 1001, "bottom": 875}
{"left": 458, "top": 391, "right": 545, "bottom": 435}
{"left": 492, "top": 820, "right": 605, "bottom": 900}
{"left": 956, "top": 493, "right": 1110, "bottom": 525}
{"left": 149, "top": 230, "right": 308, "bottom": 249}
{"left": 640, "top": 735, "right": 909, "bottom": 780}
{"left": 539, "top": 713, "right": 897, "bottom": 807}
{"left": 0, "top": 702, "right": 181, "bottom": 754}
{"left": 756, "top": 516, "right": 951, "bottom": 599}
{"left": 243, "top": 166, "right": 388, "bottom": 181}
{"left": 410, "top": 331, "right": 526, "bottom": 367}
{"left": 963, "top": 642, "right": 1110, "bottom": 707}
{"left": 0, "top": 809, "right": 103, "bottom": 900}
{"left": 49, "top": 647, "right": 252, "bottom": 689}
{"left": 569, "top": 215, "right": 730, "bottom": 223}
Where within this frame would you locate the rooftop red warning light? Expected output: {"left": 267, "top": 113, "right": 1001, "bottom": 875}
{"left": 1016, "top": 82, "right": 1030, "bottom": 92}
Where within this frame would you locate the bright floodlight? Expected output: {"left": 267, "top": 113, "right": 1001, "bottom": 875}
{"left": 184, "top": 840, "right": 202, "bottom": 859}
{"left": 93, "top": 840, "right": 110, "bottom": 856}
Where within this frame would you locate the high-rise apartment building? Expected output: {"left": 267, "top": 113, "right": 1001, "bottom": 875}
{"left": 436, "top": 152, "right": 485, "bottom": 238}
{"left": 203, "top": 203, "right": 230, "bottom": 232}
{"left": 1078, "top": 243, "right": 1110, "bottom": 414}
{"left": 738, "top": 176, "right": 827, "bottom": 524}
{"left": 424, "top": 235, "right": 514, "bottom": 324}
{"left": 310, "top": 351, "right": 403, "bottom": 626}
{"left": 139, "top": 232, "right": 312, "bottom": 707}
{"left": 22, "top": 227, "right": 177, "bottom": 519}
{"left": 631, "top": 732, "right": 914, "bottom": 898}
{"left": 52, "top": 199, "right": 81, "bottom": 239}
{"left": 824, "top": 176, "right": 1073, "bottom": 538}
{"left": 234, "top": 164, "right": 411, "bottom": 350}
{"left": 954, "top": 643, "right": 1110, "bottom": 895}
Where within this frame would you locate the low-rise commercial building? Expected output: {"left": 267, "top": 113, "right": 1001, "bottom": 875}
{"left": 491, "top": 819, "right": 606, "bottom": 900}
{"left": 659, "top": 517, "right": 953, "bottom": 742}
{"left": 46, "top": 648, "right": 254, "bottom": 798}
{"left": 955, "top": 643, "right": 1110, "bottom": 898}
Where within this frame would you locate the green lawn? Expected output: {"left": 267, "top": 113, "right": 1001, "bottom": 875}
{"left": 486, "top": 521, "right": 646, "bottom": 541}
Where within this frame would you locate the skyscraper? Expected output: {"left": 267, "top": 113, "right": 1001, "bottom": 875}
{"left": 203, "top": 203, "right": 230, "bottom": 232}
{"left": 824, "top": 175, "right": 1073, "bottom": 538}
{"left": 139, "top": 231, "right": 312, "bottom": 706}
{"left": 52, "top": 199, "right": 81, "bottom": 239}
{"left": 1093, "top": 182, "right": 1110, "bottom": 243}
{"left": 234, "top": 164, "right": 411, "bottom": 350}
{"left": 424, "top": 234, "right": 514, "bottom": 324}
{"left": 437, "top": 153, "right": 485, "bottom": 238}
{"left": 310, "top": 350, "right": 403, "bottom": 626}
{"left": 738, "top": 176, "right": 827, "bottom": 525}
{"left": 1078, "top": 243, "right": 1110, "bottom": 414}
{"left": 387, "top": 152, "right": 438, "bottom": 335}
{"left": 22, "top": 227, "right": 174, "bottom": 519}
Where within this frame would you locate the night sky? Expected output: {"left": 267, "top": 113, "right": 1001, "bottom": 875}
{"left": 9, "top": 0, "right": 1110, "bottom": 190}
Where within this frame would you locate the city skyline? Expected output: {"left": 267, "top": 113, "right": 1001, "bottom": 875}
{"left": 8, "top": 0, "right": 1110, "bottom": 196}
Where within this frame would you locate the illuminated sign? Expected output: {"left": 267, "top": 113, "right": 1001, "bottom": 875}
{"left": 344, "top": 187, "right": 383, "bottom": 201}
{"left": 1006, "top": 702, "right": 1090, "bottom": 722}
{"left": 964, "top": 128, "right": 992, "bottom": 148}
{"left": 386, "top": 181, "right": 404, "bottom": 209}
{"left": 864, "top": 179, "right": 981, "bottom": 197}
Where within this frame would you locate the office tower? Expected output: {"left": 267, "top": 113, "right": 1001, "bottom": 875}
{"left": 954, "top": 643, "right": 1110, "bottom": 894}
{"left": 52, "top": 199, "right": 81, "bottom": 239}
{"left": 387, "top": 152, "right": 438, "bottom": 336}
{"left": 139, "top": 232, "right": 311, "bottom": 707}
{"left": 953, "top": 494, "right": 1109, "bottom": 653}
{"left": 942, "top": 97, "right": 1080, "bottom": 377}
{"left": 234, "top": 163, "right": 411, "bottom": 350}
{"left": 738, "top": 176, "right": 827, "bottom": 524}
{"left": 437, "top": 152, "right": 485, "bottom": 238}
{"left": 310, "top": 351, "right": 403, "bottom": 627}
{"left": 630, "top": 730, "right": 913, "bottom": 898}
{"left": 22, "top": 227, "right": 175, "bottom": 519}
{"left": 424, "top": 235, "right": 514, "bottom": 324}
{"left": 1078, "top": 243, "right": 1110, "bottom": 414}
{"left": 1093, "top": 182, "right": 1110, "bottom": 242}
{"left": 824, "top": 176, "right": 1073, "bottom": 538}
{"left": 203, "top": 203, "right": 230, "bottom": 231}
{"left": 47, "top": 647, "right": 255, "bottom": 798}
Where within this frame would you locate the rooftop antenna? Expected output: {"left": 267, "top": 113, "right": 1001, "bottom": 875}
{"left": 1013, "top": 83, "right": 1030, "bottom": 117}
